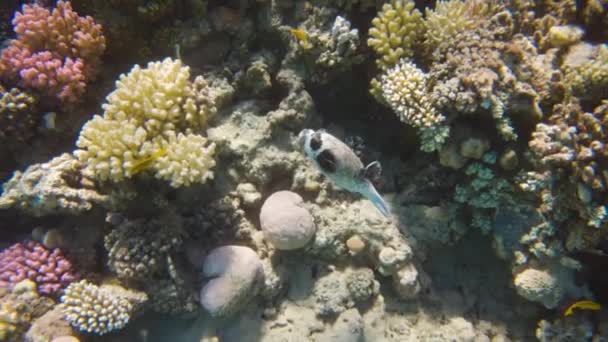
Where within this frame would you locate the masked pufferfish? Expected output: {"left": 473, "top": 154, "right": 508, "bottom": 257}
{"left": 298, "top": 129, "right": 391, "bottom": 219}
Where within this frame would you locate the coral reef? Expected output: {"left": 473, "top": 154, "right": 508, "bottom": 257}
{"left": 74, "top": 58, "right": 218, "bottom": 187}
{"left": 0, "top": 241, "right": 78, "bottom": 296}
{"left": 0, "top": 0, "right": 607, "bottom": 341}
{"left": 60, "top": 280, "right": 147, "bottom": 335}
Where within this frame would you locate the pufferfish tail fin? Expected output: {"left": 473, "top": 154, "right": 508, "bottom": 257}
{"left": 360, "top": 180, "right": 391, "bottom": 220}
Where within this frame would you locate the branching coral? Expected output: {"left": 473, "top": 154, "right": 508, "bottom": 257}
{"left": 0, "top": 1, "right": 105, "bottom": 106}
{"left": 104, "top": 215, "right": 184, "bottom": 281}
{"left": 367, "top": 0, "right": 423, "bottom": 70}
{"left": 423, "top": 0, "right": 483, "bottom": 62}
{"left": 74, "top": 58, "right": 218, "bottom": 187}
{"left": 562, "top": 43, "right": 608, "bottom": 102}
{"left": 454, "top": 152, "right": 514, "bottom": 233}
{"left": 61, "top": 280, "right": 148, "bottom": 335}
{"left": 283, "top": 9, "right": 364, "bottom": 84}
{"left": 528, "top": 99, "right": 608, "bottom": 229}
{"left": 0, "top": 241, "right": 78, "bottom": 296}
{"left": 379, "top": 59, "right": 449, "bottom": 152}
{"left": 0, "top": 86, "right": 38, "bottom": 151}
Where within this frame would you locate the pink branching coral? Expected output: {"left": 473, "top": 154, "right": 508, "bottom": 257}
{"left": 0, "top": 0, "right": 105, "bottom": 106}
{"left": 0, "top": 240, "right": 79, "bottom": 296}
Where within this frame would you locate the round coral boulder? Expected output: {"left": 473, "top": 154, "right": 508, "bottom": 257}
{"left": 199, "top": 245, "right": 264, "bottom": 317}
{"left": 259, "top": 191, "right": 316, "bottom": 250}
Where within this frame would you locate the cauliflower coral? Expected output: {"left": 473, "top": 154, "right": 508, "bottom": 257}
{"left": 74, "top": 58, "right": 217, "bottom": 187}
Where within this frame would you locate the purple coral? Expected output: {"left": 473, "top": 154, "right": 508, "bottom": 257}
{"left": 0, "top": 240, "right": 78, "bottom": 296}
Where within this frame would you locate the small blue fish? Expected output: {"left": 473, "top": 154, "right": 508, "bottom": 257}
{"left": 298, "top": 129, "right": 391, "bottom": 219}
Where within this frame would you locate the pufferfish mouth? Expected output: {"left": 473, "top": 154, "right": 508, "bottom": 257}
{"left": 298, "top": 129, "right": 313, "bottom": 148}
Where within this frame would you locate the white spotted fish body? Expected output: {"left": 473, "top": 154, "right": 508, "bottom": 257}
{"left": 298, "top": 129, "right": 391, "bottom": 219}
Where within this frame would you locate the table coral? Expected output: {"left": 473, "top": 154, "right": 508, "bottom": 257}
{"left": 61, "top": 280, "right": 148, "bottom": 335}
{"left": 74, "top": 58, "right": 218, "bottom": 187}
{"left": 0, "top": 1, "right": 105, "bottom": 106}
{"left": 0, "top": 241, "right": 78, "bottom": 297}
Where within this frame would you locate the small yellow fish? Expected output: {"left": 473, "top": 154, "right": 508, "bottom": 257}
{"left": 289, "top": 28, "right": 308, "bottom": 41}
{"left": 564, "top": 300, "right": 602, "bottom": 316}
{"left": 289, "top": 28, "right": 311, "bottom": 49}
{"left": 128, "top": 149, "right": 167, "bottom": 175}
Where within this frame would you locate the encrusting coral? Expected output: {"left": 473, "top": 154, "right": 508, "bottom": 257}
{"left": 74, "top": 58, "right": 218, "bottom": 187}
{"left": 0, "top": 153, "right": 117, "bottom": 216}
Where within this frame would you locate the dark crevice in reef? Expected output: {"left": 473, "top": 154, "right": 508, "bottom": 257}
{"left": 308, "top": 63, "right": 418, "bottom": 160}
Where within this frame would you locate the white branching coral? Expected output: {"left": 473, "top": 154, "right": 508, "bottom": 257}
{"left": 61, "top": 280, "right": 147, "bottom": 335}
{"left": 380, "top": 59, "right": 449, "bottom": 151}
{"left": 74, "top": 58, "right": 217, "bottom": 187}
{"left": 381, "top": 60, "right": 444, "bottom": 128}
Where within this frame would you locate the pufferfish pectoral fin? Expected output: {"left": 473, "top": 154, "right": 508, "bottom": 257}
{"left": 358, "top": 161, "right": 382, "bottom": 184}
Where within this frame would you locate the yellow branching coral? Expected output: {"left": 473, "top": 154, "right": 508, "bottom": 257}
{"left": 74, "top": 116, "right": 147, "bottom": 182}
{"left": 367, "top": 0, "right": 423, "bottom": 70}
{"left": 151, "top": 133, "right": 216, "bottom": 188}
{"left": 74, "top": 58, "right": 218, "bottom": 187}
{"left": 423, "top": 0, "right": 480, "bottom": 61}
{"left": 103, "top": 58, "right": 214, "bottom": 137}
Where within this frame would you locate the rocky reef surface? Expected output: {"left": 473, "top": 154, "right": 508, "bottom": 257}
{"left": 0, "top": 0, "right": 607, "bottom": 341}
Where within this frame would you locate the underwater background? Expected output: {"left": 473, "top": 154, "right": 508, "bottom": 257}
{"left": 0, "top": 0, "right": 607, "bottom": 341}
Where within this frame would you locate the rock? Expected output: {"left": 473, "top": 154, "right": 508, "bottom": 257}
{"left": 392, "top": 263, "right": 422, "bottom": 299}
{"left": 460, "top": 137, "right": 490, "bottom": 159}
{"left": 315, "top": 309, "right": 363, "bottom": 342}
{"left": 200, "top": 246, "right": 264, "bottom": 317}
{"left": 260, "top": 191, "right": 316, "bottom": 250}
{"left": 513, "top": 267, "right": 562, "bottom": 308}
{"left": 25, "top": 306, "right": 76, "bottom": 342}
